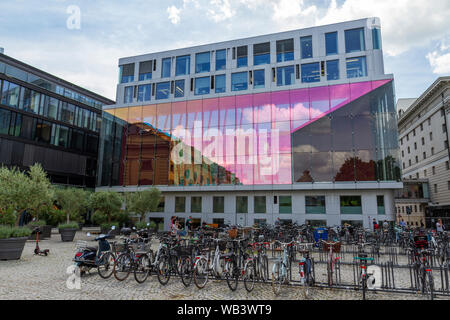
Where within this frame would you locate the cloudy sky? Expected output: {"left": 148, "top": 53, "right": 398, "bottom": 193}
{"left": 1, "top": 0, "right": 449, "bottom": 101}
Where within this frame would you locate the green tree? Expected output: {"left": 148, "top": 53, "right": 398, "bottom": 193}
{"left": 55, "top": 188, "right": 90, "bottom": 224}
{"left": 89, "top": 191, "right": 123, "bottom": 224}
{"left": 127, "top": 189, "right": 162, "bottom": 222}
{"left": 0, "top": 164, "right": 54, "bottom": 226}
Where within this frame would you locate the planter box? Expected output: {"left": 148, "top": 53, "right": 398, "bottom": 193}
{"left": 27, "top": 225, "right": 52, "bottom": 240}
{"left": 59, "top": 229, "right": 77, "bottom": 242}
{"left": 0, "top": 237, "right": 28, "bottom": 260}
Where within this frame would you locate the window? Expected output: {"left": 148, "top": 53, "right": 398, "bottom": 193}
{"left": 254, "top": 196, "right": 266, "bottom": 214}
{"left": 279, "top": 196, "right": 292, "bottom": 214}
{"left": 414, "top": 142, "right": 417, "bottom": 150}
{"left": 276, "top": 39, "right": 294, "bottom": 62}
{"left": 346, "top": 56, "right": 367, "bottom": 78}
{"left": 377, "top": 195, "right": 385, "bottom": 215}
{"left": 1, "top": 81, "right": 20, "bottom": 108}
{"left": 326, "top": 60, "right": 339, "bottom": 80}
{"left": 137, "top": 84, "right": 151, "bottom": 102}
{"left": 422, "top": 137, "right": 425, "bottom": 145}
{"left": 434, "top": 184, "right": 438, "bottom": 193}
{"left": 300, "top": 36, "right": 313, "bottom": 59}
{"left": 236, "top": 46, "right": 248, "bottom": 68}
{"left": 35, "top": 119, "right": 52, "bottom": 144}
{"left": 276, "top": 65, "right": 295, "bottom": 86}
{"left": 231, "top": 72, "right": 248, "bottom": 91}
{"left": 420, "top": 124, "right": 423, "bottom": 131}
{"left": 52, "top": 125, "right": 69, "bottom": 148}
{"left": 120, "top": 63, "right": 134, "bottom": 83}
{"left": 253, "top": 42, "right": 270, "bottom": 65}
{"left": 254, "top": 69, "right": 265, "bottom": 89}
{"left": 301, "top": 63, "right": 320, "bottom": 83}
{"left": 175, "top": 197, "right": 186, "bottom": 213}
{"left": 236, "top": 196, "right": 248, "bottom": 214}
{"left": 254, "top": 219, "right": 267, "bottom": 226}
{"left": 423, "top": 152, "right": 426, "bottom": 160}
{"left": 216, "top": 49, "right": 226, "bottom": 71}
{"left": 424, "top": 170, "right": 427, "bottom": 177}
{"left": 407, "top": 146, "right": 410, "bottom": 154}
{"left": 432, "top": 166, "right": 436, "bottom": 175}
{"left": 446, "top": 161, "right": 449, "bottom": 170}
{"left": 213, "top": 196, "right": 224, "bottom": 213}
{"left": 448, "top": 181, "right": 450, "bottom": 191}
{"left": 196, "top": 52, "right": 210, "bottom": 73}
{"left": 372, "top": 28, "right": 381, "bottom": 49}
{"left": 191, "top": 197, "right": 202, "bottom": 213}
{"left": 305, "top": 196, "right": 326, "bottom": 214}
{"left": 195, "top": 77, "right": 210, "bottom": 95}
{"left": 124, "top": 86, "right": 133, "bottom": 103}
{"left": 175, "top": 55, "right": 190, "bottom": 76}
{"left": 139, "top": 61, "right": 152, "bottom": 81}
{"left": 213, "top": 218, "right": 225, "bottom": 227}
{"left": 431, "top": 147, "right": 434, "bottom": 155}
{"left": 445, "top": 141, "right": 449, "bottom": 149}
{"left": 430, "top": 132, "right": 433, "bottom": 141}
{"left": 443, "top": 124, "right": 447, "bottom": 133}
{"left": 156, "top": 82, "right": 170, "bottom": 100}
{"left": 215, "top": 74, "right": 226, "bottom": 93}
{"left": 325, "top": 32, "right": 338, "bottom": 55}
{"left": 306, "top": 220, "right": 327, "bottom": 227}
{"left": 161, "top": 58, "right": 171, "bottom": 78}
{"left": 0, "top": 108, "right": 11, "bottom": 135}
{"left": 340, "top": 196, "right": 362, "bottom": 214}
{"left": 174, "top": 80, "right": 185, "bottom": 98}
{"left": 345, "top": 28, "right": 365, "bottom": 53}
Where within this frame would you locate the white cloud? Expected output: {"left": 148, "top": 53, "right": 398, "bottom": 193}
{"left": 207, "top": 0, "right": 236, "bottom": 22}
{"left": 427, "top": 38, "right": 450, "bottom": 74}
{"left": 167, "top": 5, "right": 181, "bottom": 25}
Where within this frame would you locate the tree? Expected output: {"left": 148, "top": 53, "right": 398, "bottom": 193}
{"left": 127, "top": 189, "right": 162, "bottom": 222}
{"left": 89, "top": 191, "right": 123, "bottom": 224}
{"left": 0, "top": 164, "right": 54, "bottom": 226}
{"left": 55, "top": 188, "right": 90, "bottom": 224}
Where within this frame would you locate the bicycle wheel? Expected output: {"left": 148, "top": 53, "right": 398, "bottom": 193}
{"left": 113, "top": 253, "right": 132, "bottom": 281}
{"left": 97, "top": 252, "right": 115, "bottom": 279}
{"left": 424, "top": 272, "right": 434, "bottom": 300}
{"left": 327, "top": 261, "right": 333, "bottom": 287}
{"left": 134, "top": 254, "right": 151, "bottom": 284}
{"left": 271, "top": 263, "right": 282, "bottom": 295}
{"left": 243, "top": 261, "right": 255, "bottom": 292}
{"left": 157, "top": 255, "right": 171, "bottom": 285}
{"left": 260, "top": 255, "right": 269, "bottom": 283}
{"left": 224, "top": 260, "right": 239, "bottom": 292}
{"left": 180, "top": 256, "right": 193, "bottom": 287}
{"left": 193, "top": 257, "right": 209, "bottom": 289}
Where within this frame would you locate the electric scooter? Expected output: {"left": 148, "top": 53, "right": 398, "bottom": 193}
{"left": 33, "top": 227, "right": 50, "bottom": 256}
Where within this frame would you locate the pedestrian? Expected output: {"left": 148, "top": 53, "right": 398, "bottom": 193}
{"left": 400, "top": 219, "right": 406, "bottom": 229}
{"left": 420, "top": 220, "right": 425, "bottom": 228}
{"left": 383, "top": 220, "right": 389, "bottom": 230}
{"left": 373, "top": 218, "right": 379, "bottom": 231}
{"left": 186, "top": 216, "right": 193, "bottom": 231}
{"left": 436, "top": 219, "right": 444, "bottom": 233}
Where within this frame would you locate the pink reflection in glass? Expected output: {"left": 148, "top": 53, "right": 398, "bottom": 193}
{"left": 253, "top": 92, "right": 271, "bottom": 124}
{"left": 235, "top": 155, "right": 254, "bottom": 185}
{"left": 203, "top": 98, "right": 219, "bottom": 129}
{"left": 350, "top": 81, "right": 372, "bottom": 101}
{"left": 309, "top": 86, "right": 330, "bottom": 120}
{"left": 290, "top": 88, "right": 310, "bottom": 121}
{"left": 219, "top": 96, "right": 236, "bottom": 127}
{"left": 371, "top": 79, "right": 392, "bottom": 91}
{"left": 157, "top": 103, "right": 171, "bottom": 132}
{"left": 236, "top": 94, "right": 253, "bottom": 126}
{"left": 187, "top": 100, "right": 202, "bottom": 129}
{"left": 291, "top": 119, "right": 309, "bottom": 132}
{"left": 203, "top": 126, "right": 221, "bottom": 161}
{"left": 329, "top": 83, "right": 350, "bottom": 111}
{"left": 272, "top": 121, "right": 291, "bottom": 153}
{"left": 221, "top": 125, "right": 236, "bottom": 158}
{"left": 272, "top": 153, "right": 292, "bottom": 185}
{"left": 272, "top": 91, "right": 290, "bottom": 122}
{"left": 172, "top": 101, "right": 187, "bottom": 131}
{"left": 236, "top": 124, "right": 255, "bottom": 156}
{"left": 142, "top": 105, "right": 157, "bottom": 129}
{"left": 254, "top": 122, "right": 271, "bottom": 156}
{"left": 253, "top": 154, "right": 273, "bottom": 185}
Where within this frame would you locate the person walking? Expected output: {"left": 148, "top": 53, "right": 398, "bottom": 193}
{"left": 185, "top": 216, "right": 192, "bottom": 231}
{"left": 436, "top": 219, "right": 444, "bottom": 233}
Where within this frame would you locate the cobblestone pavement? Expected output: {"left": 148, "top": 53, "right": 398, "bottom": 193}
{"left": 0, "top": 231, "right": 449, "bottom": 300}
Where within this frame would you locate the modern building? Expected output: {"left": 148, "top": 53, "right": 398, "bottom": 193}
{"left": 394, "top": 179, "right": 429, "bottom": 227}
{"left": 97, "top": 17, "right": 401, "bottom": 230}
{"left": 398, "top": 77, "right": 450, "bottom": 228}
{"left": 0, "top": 52, "right": 115, "bottom": 189}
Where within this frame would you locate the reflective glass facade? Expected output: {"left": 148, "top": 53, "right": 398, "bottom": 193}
{"left": 99, "top": 79, "right": 399, "bottom": 187}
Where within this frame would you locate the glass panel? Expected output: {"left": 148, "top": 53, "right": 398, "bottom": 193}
{"left": 142, "top": 105, "right": 157, "bottom": 129}
{"left": 195, "top": 77, "right": 210, "bottom": 95}
{"left": 254, "top": 196, "right": 266, "bottom": 213}
{"left": 277, "top": 66, "right": 295, "bottom": 86}
{"left": 279, "top": 196, "right": 292, "bottom": 214}
{"left": 334, "top": 152, "right": 355, "bottom": 182}
{"left": 253, "top": 69, "right": 265, "bottom": 89}
{"left": 191, "top": 197, "right": 202, "bottom": 213}
{"left": 0, "top": 109, "right": 10, "bottom": 135}
{"left": 216, "top": 49, "right": 227, "bottom": 71}
{"left": 290, "top": 88, "right": 310, "bottom": 121}
{"left": 325, "top": 32, "right": 338, "bottom": 55}
{"left": 236, "top": 196, "right": 248, "bottom": 214}
{"left": 231, "top": 72, "right": 248, "bottom": 91}
{"left": 237, "top": 56, "right": 248, "bottom": 68}
{"left": 36, "top": 120, "right": 52, "bottom": 143}
{"left": 332, "top": 115, "right": 353, "bottom": 151}
{"left": 213, "top": 196, "right": 224, "bottom": 213}
{"left": 301, "top": 36, "right": 313, "bottom": 59}
{"left": 2, "top": 81, "right": 20, "bottom": 108}
{"left": 172, "top": 101, "right": 187, "bottom": 131}
{"left": 175, "top": 197, "right": 186, "bottom": 213}
{"left": 161, "top": 58, "right": 171, "bottom": 78}
{"left": 215, "top": 74, "right": 226, "bottom": 93}
{"left": 309, "top": 86, "right": 330, "bottom": 120}
{"left": 196, "top": 52, "right": 210, "bottom": 73}
{"left": 124, "top": 86, "right": 133, "bottom": 103}
{"left": 137, "top": 84, "right": 151, "bottom": 102}
{"left": 176, "top": 55, "right": 190, "bottom": 76}
{"left": 276, "top": 39, "right": 294, "bottom": 62}
{"left": 311, "top": 152, "right": 333, "bottom": 182}
{"left": 340, "top": 196, "right": 362, "bottom": 214}
{"left": 346, "top": 57, "right": 367, "bottom": 78}
{"left": 310, "top": 116, "right": 332, "bottom": 151}
{"left": 372, "top": 28, "right": 381, "bottom": 50}
{"left": 254, "top": 53, "right": 270, "bottom": 66}
{"left": 271, "top": 91, "right": 290, "bottom": 122}
{"left": 345, "top": 28, "right": 366, "bottom": 53}
{"left": 175, "top": 80, "right": 185, "bottom": 98}
{"left": 156, "top": 82, "right": 170, "bottom": 100}
{"left": 186, "top": 100, "right": 202, "bottom": 129}
{"left": 306, "top": 196, "right": 326, "bottom": 214}
{"left": 273, "top": 153, "right": 291, "bottom": 184}
{"left": 301, "top": 63, "right": 320, "bottom": 83}
{"left": 355, "top": 149, "right": 376, "bottom": 181}
{"left": 156, "top": 103, "right": 171, "bottom": 132}
{"left": 326, "top": 60, "right": 339, "bottom": 81}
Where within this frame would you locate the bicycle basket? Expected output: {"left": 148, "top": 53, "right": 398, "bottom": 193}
{"left": 112, "top": 242, "right": 125, "bottom": 253}
{"left": 322, "top": 242, "right": 341, "bottom": 253}
{"left": 228, "top": 229, "right": 238, "bottom": 239}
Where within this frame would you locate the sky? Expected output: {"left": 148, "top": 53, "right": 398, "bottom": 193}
{"left": 0, "top": 0, "right": 449, "bottom": 102}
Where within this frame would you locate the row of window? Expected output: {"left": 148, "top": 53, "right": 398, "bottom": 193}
{"left": 406, "top": 162, "right": 450, "bottom": 180}
{"left": 0, "top": 108, "right": 98, "bottom": 154}
{"left": 120, "top": 27, "right": 377, "bottom": 83}
{"left": 400, "top": 110, "right": 447, "bottom": 145}
{"left": 402, "top": 138, "right": 449, "bottom": 169}
{"left": 123, "top": 56, "right": 367, "bottom": 103}
{"left": 0, "top": 79, "right": 100, "bottom": 132}
{"left": 173, "top": 195, "right": 386, "bottom": 215}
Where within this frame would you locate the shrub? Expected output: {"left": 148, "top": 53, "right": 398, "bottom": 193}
{"left": 92, "top": 211, "right": 108, "bottom": 225}
{"left": 135, "top": 221, "right": 149, "bottom": 230}
{"left": 0, "top": 225, "right": 32, "bottom": 239}
{"left": 0, "top": 208, "right": 17, "bottom": 227}
{"left": 27, "top": 220, "right": 47, "bottom": 227}
{"left": 57, "top": 222, "right": 79, "bottom": 230}
{"left": 100, "top": 222, "right": 119, "bottom": 231}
